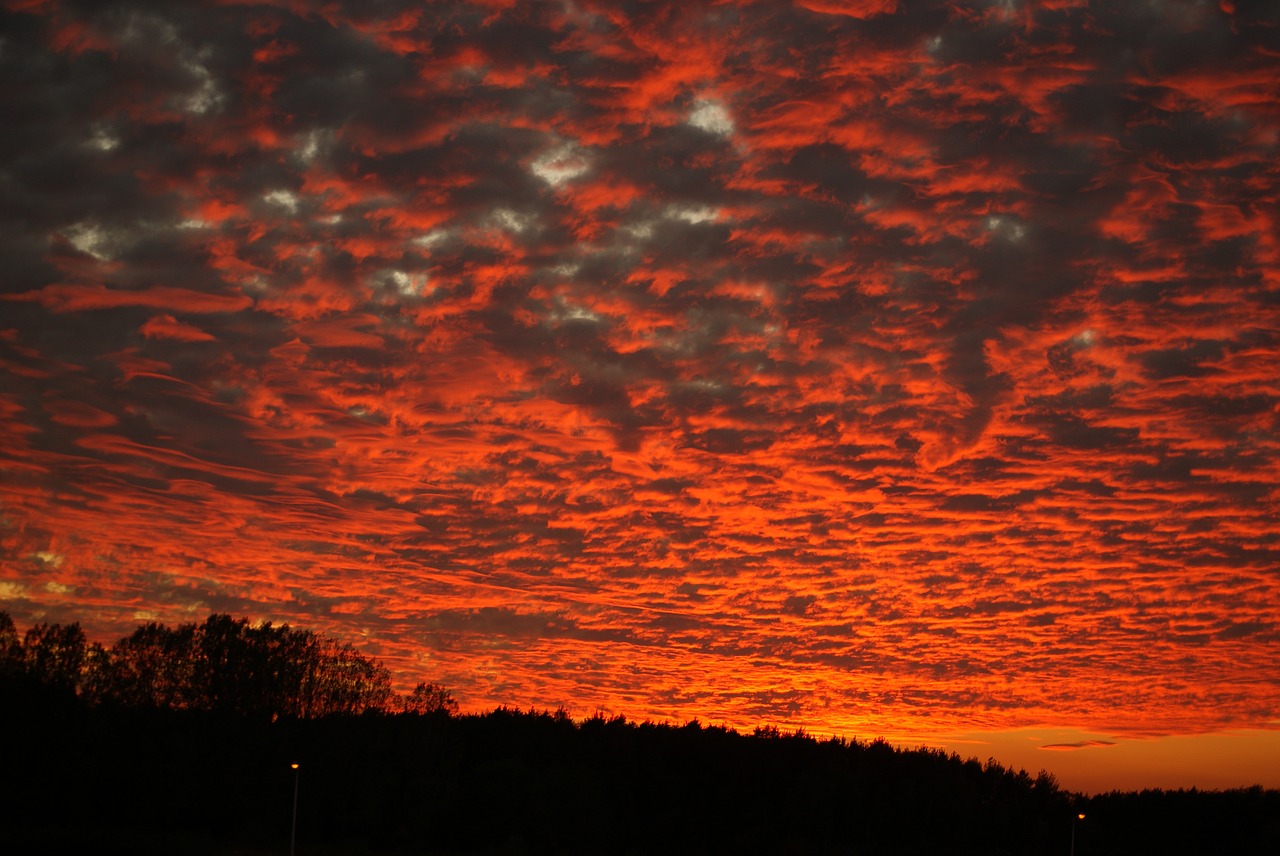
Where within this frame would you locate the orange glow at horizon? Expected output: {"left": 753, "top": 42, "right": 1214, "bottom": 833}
{"left": 2, "top": 0, "right": 1278, "bottom": 792}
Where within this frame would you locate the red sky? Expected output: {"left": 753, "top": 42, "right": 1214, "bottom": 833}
{"left": 2, "top": 0, "right": 1279, "bottom": 793}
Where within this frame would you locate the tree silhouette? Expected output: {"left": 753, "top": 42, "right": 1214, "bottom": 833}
{"left": 402, "top": 680, "right": 459, "bottom": 715}
{"left": 0, "top": 612, "right": 21, "bottom": 673}
{"left": 158, "top": 614, "right": 398, "bottom": 718}
{"left": 6, "top": 611, "right": 411, "bottom": 720}
{"left": 85, "top": 620, "right": 200, "bottom": 709}
{"left": 306, "top": 635, "right": 396, "bottom": 716}
{"left": 20, "top": 620, "right": 91, "bottom": 698}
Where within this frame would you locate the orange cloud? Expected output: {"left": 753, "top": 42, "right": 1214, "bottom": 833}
{"left": 2, "top": 0, "right": 1278, "bottom": 793}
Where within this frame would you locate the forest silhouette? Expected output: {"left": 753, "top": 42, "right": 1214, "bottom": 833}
{"left": 3, "top": 611, "right": 1276, "bottom": 855}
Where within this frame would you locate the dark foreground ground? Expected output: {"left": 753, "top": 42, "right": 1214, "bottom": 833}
{"left": 4, "top": 699, "right": 1277, "bottom": 855}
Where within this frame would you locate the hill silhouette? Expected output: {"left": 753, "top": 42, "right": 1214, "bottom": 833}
{"left": 3, "top": 611, "right": 1276, "bottom": 854}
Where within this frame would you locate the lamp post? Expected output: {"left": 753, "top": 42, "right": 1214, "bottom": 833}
{"left": 290, "top": 763, "right": 300, "bottom": 856}
{"left": 1070, "top": 812, "right": 1085, "bottom": 856}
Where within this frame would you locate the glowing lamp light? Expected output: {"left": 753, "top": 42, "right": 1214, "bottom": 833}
{"left": 290, "top": 762, "right": 301, "bottom": 856}
{"left": 1071, "top": 811, "right": 1086, "bottom": 856}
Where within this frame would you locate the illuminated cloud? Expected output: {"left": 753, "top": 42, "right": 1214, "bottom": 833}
{"left": 688, "top": 99, "right": 734, "bottom": 137}
{"left": 1, "top": 0, "right": 1278, "bottom": 781}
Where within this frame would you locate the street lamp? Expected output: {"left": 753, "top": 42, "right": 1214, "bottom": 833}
{"left": 1070, "top": 812, "right": 1085, "bottom": 856}
{"left": 290, "top": 763, "right": 300, "bottom": 856}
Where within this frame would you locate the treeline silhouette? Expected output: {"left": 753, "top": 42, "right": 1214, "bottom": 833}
{"left": 1, "top": 611, "right": 455, "bottom": 718}
{"left": 3, "top": 612, "right": 1276, "bottom": 855}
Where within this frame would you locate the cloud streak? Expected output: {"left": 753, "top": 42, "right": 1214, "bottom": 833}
{"left": 2, "top": 0, "right": 1278, "bottom": 745}
{"left": 1041, "top": 739, "right": 1118, "bottom": 752}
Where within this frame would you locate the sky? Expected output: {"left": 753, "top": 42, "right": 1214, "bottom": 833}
{"left": 2, "top": 0, "right": 1279, "bottom": 793}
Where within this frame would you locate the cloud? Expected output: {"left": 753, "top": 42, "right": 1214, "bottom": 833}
{"left": 1, "top": 0, "right": 1278, "bottom": 740}
{"left": 140, "top": 314, "right": 217, "bottom": 342}
{"left": 8, "top": 284, "right": 253, "bottom": 314}
{"left": 1041, "top": 740, "right": 1118, "bottom": 752}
